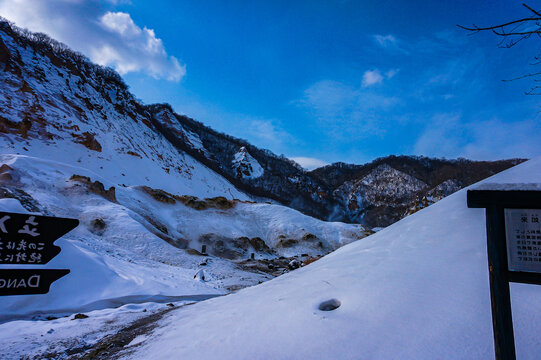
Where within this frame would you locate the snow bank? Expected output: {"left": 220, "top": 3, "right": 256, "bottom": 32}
{"left": 126, "top": 158, "right": 541, "bottom": 360}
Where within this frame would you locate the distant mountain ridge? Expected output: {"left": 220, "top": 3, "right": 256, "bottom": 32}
{"left": 0, "top": 19, "right": 525, "bottom": 228}
{"left": 310, "top": 156, "right": 525, "bottom": 226}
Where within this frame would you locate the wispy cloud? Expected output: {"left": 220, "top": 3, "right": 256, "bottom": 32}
{"left": 386, "top": 69, "right": 399, "bottom": 78}
{"left": 289, "top": 157, "right": 328, "bottom": 170}
{"left": 0, "top": 0, "right": 185, "bottom": 81}
{"left": 373, "top": 30, "right": 466, "bottom": 56}
{"left": 372, "top": 34, "right": 409, "bottom": 54}
{"left": 414, "top": 52, "right": 485, "bottom": 104}
{"left": 362, "top": 69, "right": 383, "bottom": 87}
{"left": 298, "top": 78, "right": 400, "bottom": 139}
{"left": 242, "top": 118, "right": 296, "bottom": 153}
{"left": 413, "top": 113, "right": 541, "bottom": 160}
{"left": 373, "top": 34, "right": 398, "bottom": 48}
{"left": 361, "top": 69, "right": 398, "bottom": 87}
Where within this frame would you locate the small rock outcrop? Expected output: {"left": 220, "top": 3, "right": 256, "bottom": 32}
{"left": 70, "top": 174, "right": 116, "bottom": 202}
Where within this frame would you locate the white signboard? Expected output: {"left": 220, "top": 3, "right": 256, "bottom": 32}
{"left": 505, "top": 209, "right": 541, "bottom": 273}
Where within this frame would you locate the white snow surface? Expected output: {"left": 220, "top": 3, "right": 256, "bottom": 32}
{"left": 0, "top": 301, "right": 187, "bottom": 359}
{"left": 124, "top": 158, "right": 541, "bottom": 360}
{"left": 0, "top": 155, "right": 252, "bottom": 320}
{"left": 474, "top": 182, "right": 541, "bottom": 191}
{"left": 0, "top": 154, "right": 364, "bottom": 321}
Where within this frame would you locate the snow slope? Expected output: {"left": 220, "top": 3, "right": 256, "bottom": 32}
{"left": 124, "top": 158, "right": 541, "bottom": 360}
{"left": 0, "top": 154, "right": 367, "bottom": 321}
{"left": 0, "top": 155, "right": 256, "bottom": 321}
{"left": 0, "top": 25, "right": 247, "bottom": 200}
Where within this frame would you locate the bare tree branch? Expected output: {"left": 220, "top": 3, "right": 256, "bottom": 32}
{"left": 523, "top": 3, "right": 541, "bottom": 17}
{"left": 502, "top": 71, "right": 541, "bottom": 82}
{"left": 457, "top": 18, "right": 541, "bottom": 33}
{"left": 458, "top": 3, "right": 541, "bottom": 95}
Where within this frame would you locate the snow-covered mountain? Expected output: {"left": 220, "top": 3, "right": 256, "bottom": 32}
{"left": 312, "top": 156, "right": 524, "bottom": 226}
{"left": 0, "top": 22, "right": 244, "bottom": 199}
{"left": 333, "top": 163, "right": 429, "bottom": 224}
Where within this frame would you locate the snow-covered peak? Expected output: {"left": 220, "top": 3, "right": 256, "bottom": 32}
{"left": 232, "top": 147, "right": 264, "bottom": 179}
{"left": 333, "top": 164, "right": 428, "bottom": 224}
{"left": 358, "top": 164, "right": 427, "bottom": 193}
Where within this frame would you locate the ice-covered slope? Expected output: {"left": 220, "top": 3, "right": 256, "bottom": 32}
{"left": 0, "top": 154, "right": 367, "bottom": 321}
{"left": 125, "top": 158, "right": 541, "bottom": 360}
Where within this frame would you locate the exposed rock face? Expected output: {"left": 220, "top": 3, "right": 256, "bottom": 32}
{"left": 70, "top": 175, "right": 116, "bottom": 203}
{"left": 73, "top": 131, "right": 102, "bottom": 152}
{"left": 0, "top": 37, "right": 10, "bottom": 64}
{"left": 232, "top": 147, "right": 264, "bottom": 179}
{"left": 140, "top": 186, "right": 177, "bottom": 204}
{"left": 333, "top": 164, "right": 429, "bottom": 225}
{"left": 0, "top": 164, "right": 16, "bottom": 183}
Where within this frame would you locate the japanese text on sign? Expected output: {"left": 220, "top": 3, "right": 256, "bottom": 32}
{"left": 504, "top": 208, "right": 541, "bottom": 273}
{"left": 0, "top": 215, "right": 46, "bottom": 264}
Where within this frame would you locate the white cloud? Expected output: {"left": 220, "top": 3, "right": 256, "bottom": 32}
{"left": 361, "top": 68, "right": 399, "bottom": 88}
{"left": 290, "top": 157, "right": 328, "bottom": 170}
{"left": 100, "top": 11, "right": 141, "bottom": 37}
{"left": 386, "top": 69, "right": 399, "bottom": 79}
{"left": 372, "top": 34, "right": 410, "bottom": 54}
{"left": 362, "top": 69, "right": 383, "bottom": 87}
{"left": 373, "top": 34, "right": 397, "bottom": 48}
{"left": 0, "top": 0, "right": 185, "bottom": 81}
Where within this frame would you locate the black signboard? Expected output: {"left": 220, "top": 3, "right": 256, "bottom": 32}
{"left": 0, "top": 211, "right": 78, "bottom": 296}
{"left": 467, "top": 188, "right": 541, "bottom": 360}
{"left": 0, "top": 212, "right": 79, "bottom": 264}
{"left": 0, "top": 269, "right": 70, "bottom": 296}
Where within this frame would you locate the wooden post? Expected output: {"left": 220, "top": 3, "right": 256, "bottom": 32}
{"left": 251, "top": 253, "right": 255, "bottom": 260}
{"left": 468, "top": 189, "right": 541, "bottom": 360}
{"left": 485, "top": 206, "right": 516, "bottom": 360}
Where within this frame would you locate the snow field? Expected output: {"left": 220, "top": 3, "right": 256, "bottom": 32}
{"left": 124, "top": 158, "right": 541, "bottom": 360}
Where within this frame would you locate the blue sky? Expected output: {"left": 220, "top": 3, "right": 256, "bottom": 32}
{"left": 1, "top": 0, "right": 540, "bottom": 168}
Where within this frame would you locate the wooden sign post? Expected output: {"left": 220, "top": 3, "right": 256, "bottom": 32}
{"left": 468, "top": 187, "right": 541, "bottom": 360}
{"left": 0, "top": 211, "right": 78, "bottom": 296}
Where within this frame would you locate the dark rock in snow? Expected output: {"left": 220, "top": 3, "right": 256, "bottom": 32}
{"left": 72, "top": 313, "right": 89, "bottom": 320}
{"left": 90, "top": 218, "right": 106, "bottom": 233}
{"left": 288, "top": 259, "right": 300, "bottom": 270}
